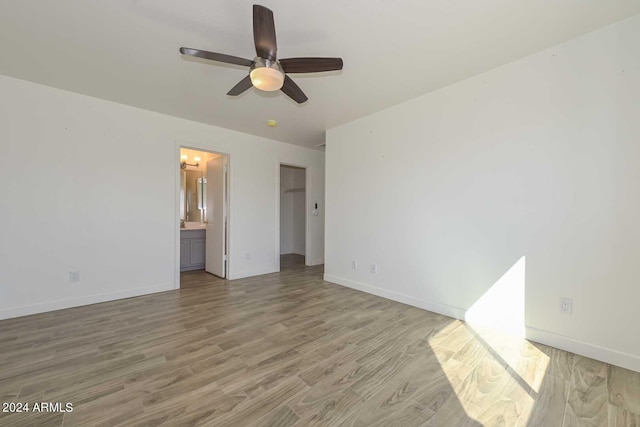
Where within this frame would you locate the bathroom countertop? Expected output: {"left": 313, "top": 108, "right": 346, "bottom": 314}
{"left": 180, "top": 227, "right": 206, "bottom": 231}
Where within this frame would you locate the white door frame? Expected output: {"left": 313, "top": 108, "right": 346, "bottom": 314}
{"left": 175, "top": 142, "right": 230, "bottom": 289}
{"left": 276, "top": 161, "right": 310, "bottom": 271}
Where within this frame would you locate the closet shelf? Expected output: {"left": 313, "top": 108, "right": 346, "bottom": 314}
{"left": 283, "top": 187, "right": 305, "bottom": 193}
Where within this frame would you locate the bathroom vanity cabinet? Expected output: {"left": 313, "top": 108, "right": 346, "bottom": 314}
{"left": 180, "top": 228, "right": 206, "bottom": 272}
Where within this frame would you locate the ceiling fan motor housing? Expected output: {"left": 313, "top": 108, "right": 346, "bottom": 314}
{"left": 250, "top": 57, "right": 285, "bottom": 91}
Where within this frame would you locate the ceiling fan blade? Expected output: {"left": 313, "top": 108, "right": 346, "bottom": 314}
{"left": 253, "top": 5, "right": 277, "bottom": 61}
{"left": 281, "top": 75, "right": 308, "bottom": 104}
{"left": 179, "top": 47, "right": 253, "bottom": 67}
{"left": 279, "top": 58, "right": 343, "bottom": 73}
{"left": 227, "top": 75, "right": 253, "bottom": 96}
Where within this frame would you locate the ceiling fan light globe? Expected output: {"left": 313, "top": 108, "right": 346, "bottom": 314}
{"left": 250, "top": 67, "right": 284, "bottom": 91}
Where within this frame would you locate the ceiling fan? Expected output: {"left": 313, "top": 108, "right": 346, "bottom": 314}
{"left": 179, "top": 4, "right": 343, "bottom": 104}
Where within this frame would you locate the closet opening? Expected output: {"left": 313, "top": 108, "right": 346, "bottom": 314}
{"left": 279, "top": 164, "right": 307, "bottom": 270}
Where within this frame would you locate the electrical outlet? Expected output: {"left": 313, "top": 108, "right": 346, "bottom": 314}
{"left": 351, "top": 260, "right": 357, "bottom": 270}
{"left": 560, "top": 297, "right": 572, "bottom": 314}
{"left": 69, "top": 271, "right": 80, "bottom": 283}
{"left": 370, "top": 263, "right": 377, "bottom": 274}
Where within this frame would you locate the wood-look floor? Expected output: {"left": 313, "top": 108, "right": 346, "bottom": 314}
{"left": 1, "top": 254, "right": 639, "bottom": 426}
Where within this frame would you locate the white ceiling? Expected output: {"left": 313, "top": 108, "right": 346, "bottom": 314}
{"left": 1, "top": 1, "right": 639, "bottom": 148}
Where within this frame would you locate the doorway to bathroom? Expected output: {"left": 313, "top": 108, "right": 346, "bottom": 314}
{"left": 178, "top": 147, "right": 229, "bottom": 283}
{"left": 279, "top": 164, "right": 307, "bottom": 269}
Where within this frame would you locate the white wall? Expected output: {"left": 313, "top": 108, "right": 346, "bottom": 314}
{"left": 279, "top": 166, "right": 306, "bottom": 256}
{"left": 325, "top": 16, "right": 640, "bottom": 371}
{"left": 0, "top": 74, "right": 324, "bottom": 320}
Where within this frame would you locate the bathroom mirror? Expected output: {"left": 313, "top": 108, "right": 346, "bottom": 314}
{"left": 180, "top": 170, "right": 206, "bottom": 222}
{"left": 197, "top": 177, "right": 207, "bottom": 211}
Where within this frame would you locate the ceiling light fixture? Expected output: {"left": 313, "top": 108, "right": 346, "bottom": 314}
{"left": 250, "top": 57, "right": 284, "bottom": 92}
{"left": 266, "top": 120, "right": 278, "bottom": 127}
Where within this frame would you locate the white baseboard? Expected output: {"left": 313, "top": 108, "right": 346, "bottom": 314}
{"left": 323, "top": 274, "right": 640, "bottom": 373}
{"left": 526, "top": 326, "right": 640, "bottom": 373}
{"left": 0, "top": 283, "right": 175, "bottom": 320}
{"left": 323, "top": 274, "right": 466, "bottom": 320}
{"left": 230, "top": 267, "right": 279, "bottom": 281}
{"left": 308, "top": 258, "right": 324, "bottom": 266}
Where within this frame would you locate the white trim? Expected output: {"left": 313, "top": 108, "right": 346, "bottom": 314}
{"left": 174, "top": 143, "right": 182, "bottom": 289}
{"left": 323, "top": 274, "right": 640, "bottom": 372}
{"left": 323, "top": 274, "right": 466, "bottom": 320}
{"left": 526, "top": 326, "right": 640, "bottom": 373}
{"left": 0, "top": 283, "right": 174, "bottom": 320}
{"left": 309, "top": 258, "right": 325, "bottom": 266}
{"left": 304, "top": 167, "right": 310, "bottom": 266}
{"left": 231, "top": 267, "right": 279, "bottom": 281}
{"left": 275, "top": 161, "right": 281, "bottom": 271}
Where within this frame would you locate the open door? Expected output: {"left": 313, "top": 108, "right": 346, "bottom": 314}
{"left": 205, "top": 156, "right": 227, "bottom": 278}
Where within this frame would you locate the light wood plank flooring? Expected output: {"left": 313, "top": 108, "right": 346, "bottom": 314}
{"left": 1, "top": 255, "right": 639, "bottom": 426}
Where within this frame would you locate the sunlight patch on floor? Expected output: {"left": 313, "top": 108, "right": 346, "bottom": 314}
{"left": 427, "top": 324, "right": 548, "bottom": 424}
{"left": 425, "top": 260, "right": 555, "bottom": 424}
